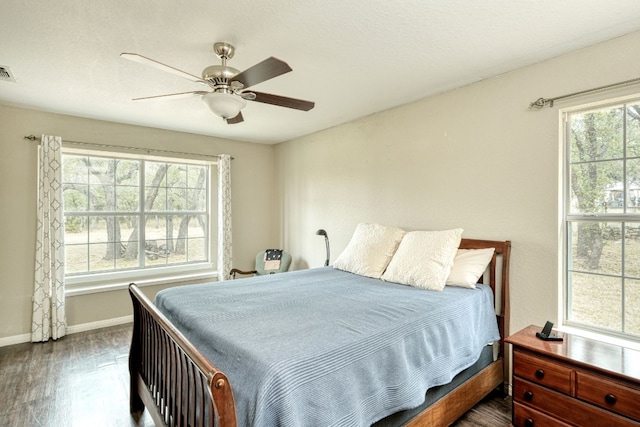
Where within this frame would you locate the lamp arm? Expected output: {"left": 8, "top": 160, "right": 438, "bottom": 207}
{"left": 324, "top": 236, "right": 330, "bottom": 266}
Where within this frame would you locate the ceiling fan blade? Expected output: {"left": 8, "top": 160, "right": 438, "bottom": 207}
{"left": 232, "top": 57, "right": 292, "bottom": 89}
{"left": 250, "top": 91, "right": 315, "bottom": 111}
{"left": 226, "top": 111, "right": 244, "bottom": 124}
{"left": 132, "top": 91, "right": 209, "bottom": 101}
{"left": 121, "top": 53, "right": 206, "bottom": 84}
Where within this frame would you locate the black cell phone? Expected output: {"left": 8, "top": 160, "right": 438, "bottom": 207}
{"left": 536, "top": 321, "right": 563, "bottom": 341}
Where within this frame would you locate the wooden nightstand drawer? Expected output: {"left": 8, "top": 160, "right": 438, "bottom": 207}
{"left": 513, "top": 377, "right": 573, "bottom": 422}
{"left": 513, "top": 377, "right": 640, "bottom": 426}
{"left": 576, "top": 371, "right": 640, "bottom": 421}
{"left": 513, "top": 401, "right": 572, "bottom": 427}
{"left": 513, "top": 349, "right": 573, "bottom": 394}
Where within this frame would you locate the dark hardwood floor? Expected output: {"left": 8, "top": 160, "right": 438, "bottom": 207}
{"left": 0, "top": 324, "right": 511, "bottom": 426}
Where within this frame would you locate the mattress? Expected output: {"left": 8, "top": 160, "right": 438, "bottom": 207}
{"left": 155, "top": 266, "right": 500, "bottom": 426}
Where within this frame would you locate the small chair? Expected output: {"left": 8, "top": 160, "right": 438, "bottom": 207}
{"left": 230, "top": 249, "right": 292, "bottom": 279}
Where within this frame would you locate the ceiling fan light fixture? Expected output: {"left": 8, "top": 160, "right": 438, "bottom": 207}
{"left": 202, "top": 92, "right": 246, "bottom": 119}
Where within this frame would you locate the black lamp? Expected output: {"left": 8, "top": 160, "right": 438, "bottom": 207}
{"left": 316, "top": 229, "right": 330, "bottom": 266}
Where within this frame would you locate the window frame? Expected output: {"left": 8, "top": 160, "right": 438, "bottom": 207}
{"left": 61, "top": 147, "right": 218, "bottom": 294}
{"left": 561, "top": 96, "right": 640, "bottom": 345}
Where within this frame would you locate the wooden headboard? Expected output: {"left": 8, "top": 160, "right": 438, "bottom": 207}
{"left": 459, "top": 238, "right": 512, "bottom": 355}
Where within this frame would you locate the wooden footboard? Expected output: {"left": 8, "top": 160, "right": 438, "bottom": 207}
{"left": 128, "top": 284, "right": 237, "bottom": 427}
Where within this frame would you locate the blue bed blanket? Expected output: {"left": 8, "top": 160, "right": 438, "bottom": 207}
{"left": 155, "top": 267, "right": 500, "bottom": 427}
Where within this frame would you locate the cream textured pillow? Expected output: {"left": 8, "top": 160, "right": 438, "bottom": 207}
{"left": 333, "top": 223, "right": 406, "bottom": 279}
{"left": 381, "top": 228, "right": 463, "bottom": 291}
{"left": 446, "top": 248, "right": 495, "bottom": 289}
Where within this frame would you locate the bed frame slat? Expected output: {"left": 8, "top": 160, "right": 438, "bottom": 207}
{"left": 129, "top": 284, "right": 238, "bottom": 427}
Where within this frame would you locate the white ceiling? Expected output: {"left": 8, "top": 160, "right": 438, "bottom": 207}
{"left": 3, "top": 1, "right": 640, "bottom": 144}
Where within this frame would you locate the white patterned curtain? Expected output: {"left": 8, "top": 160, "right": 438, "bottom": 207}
{"left": 32, "top": 135, "right": 66, "bottom": 342}
{"left": 217, "top": 154, "right": 233, "bottom": 280}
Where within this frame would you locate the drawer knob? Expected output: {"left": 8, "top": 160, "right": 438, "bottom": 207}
{"left": 605, "top": 393, "right": 617, "bottom": 405}
{"left": 535, "top": 369, "right": 545, "bottom": 379}
{"left": 524, "top": 391, "right": 534, "bottom": 402}
{"left": 524, "top": 418, "right": 534, "bottom": 427}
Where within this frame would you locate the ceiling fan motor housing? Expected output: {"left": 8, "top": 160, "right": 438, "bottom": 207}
{"left": 202, "top": 65, "right": 240, "bottom": 89}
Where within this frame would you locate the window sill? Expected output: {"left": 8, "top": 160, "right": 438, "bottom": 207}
{"left": 559, "top": 325, "right": 640, "bottom": 351}
{"left": 65, "top": 270, "right": 219, "bottom": 297}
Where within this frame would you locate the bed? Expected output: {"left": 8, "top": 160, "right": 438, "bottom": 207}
{"left": 128, "top": 235, "right": 511, "bottom": 427}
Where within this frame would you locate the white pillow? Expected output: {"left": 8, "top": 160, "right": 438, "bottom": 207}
{"left": 333, "top": 223, "right": 406, "bottom": 279}
{"left": 381, "top": 228, "right": 463, "bottom": 291}
{"left": 446, "top": 248, "right": 495, "bottom": 289}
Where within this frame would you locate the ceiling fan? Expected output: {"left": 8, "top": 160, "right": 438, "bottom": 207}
{"left": 120, "top": 42, "right": 315, "bottom": 124}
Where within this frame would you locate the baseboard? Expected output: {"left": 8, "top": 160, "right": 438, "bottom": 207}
{"left": 0, "top": 315, "right": 133, "bottom": 348}
{"left": 0, "top": 333, "right": 31, "bottom": 347}
{"left": 66, "top": 315, "right": 133, "bottom": 334}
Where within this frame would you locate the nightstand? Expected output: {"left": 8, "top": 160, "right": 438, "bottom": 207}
{"left": 505, "top": 325, "right": 640, "bottom": 426}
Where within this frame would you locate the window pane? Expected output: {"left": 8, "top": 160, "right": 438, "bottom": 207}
{"left": 167, "top": 163, "right": 187, "bottom": 188}
{"left": 64, "top": 185, "right": 89, "bottom": 212}
{"left": 569, "top": 160, "right": 623, "bottom": 214}
{"left": 626, "top": 279, "right": 640, "bottom": 337}
{"left": 626, "top": 103, "right": 640, "bottom": 157}
{"left": 167, "top": 187, "right": 187, "bottom": 211}
{"left": 188, "top": 238, "right": 207, "bottom": 262}
{"left": 145, "top": 216, "right": 170, "bottom": 266}
{"left": 568, "top": 272, "right": 622, "bottom": 331}
{"left": 63, "top": 156, "right": 89, "bottom": 212}
{"left": 187, "top": 188, "right": 207, "bottom": 212}
{"left": 628, "top": 158, "right": 640, "bottom": 212}
{"left": 63, "top": 155, "right": 89, "bottom": 184}
{"left": 64, "top": 216, "right": 88, "bottom": 241}
{"left": 145, "top": 215, "right": 165, "bottom": 240}
{"left": 65, "top": 244, "right": 87, "bottom": 274}
{"left": 89, "top": 242, "right": 114, "bottom": 272}
{"left": 145, "top": 239, "right": 170, "bottom": 266}
{"left": 569, "top": 221, "right": 622, "bottom": 276}
{"left": 90, "top": 184, "right": 115, "bottom": 211}
{"left": 118, "top": 215, "right": 140, "bottom": 266}
{"left": 624, "top": 225, "right": 640, "bottom": 278}
{"left": 89, "top": 217, "right": 109, "bottom": 243}
{"left": 147, "top": 186, "right": 166, "bottom": 211}
{"left": 115, "top": 159, "right": 139, "bottom": 185}
{"left": 189, "top": 215, "right": 207, "bottom": 238}
{"left": 569, "top": 106, "right": 623, "bottom": 163}
{"left": 171, "top": 239, "right": 187, "bottom": 263}
{"left": 116, "top": 185, "right": 139, "bottom": 211}
{"left": 145, "top": 162, "right": 167, "bottom": 187}
{"left": 188, "top": 165, "right": 206, "bottom": 187}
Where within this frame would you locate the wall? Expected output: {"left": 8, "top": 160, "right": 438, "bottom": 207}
{"left": 4, "top": 31, "right": 640, "bottom": 345}
{"left": 0, "top": 105, "right": 276, "bottom": 341}
{"left": 274, "top": 31, "right": 640, "bottom": 337}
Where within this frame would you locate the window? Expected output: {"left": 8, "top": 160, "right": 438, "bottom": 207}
{"left": 564, "top": 99, "right": 640, "bottom": 342}
{"left": 62, "top": 150, "right": 216, "bottom": 287}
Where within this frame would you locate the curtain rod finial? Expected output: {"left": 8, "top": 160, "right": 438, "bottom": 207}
{"left": 529, "top": 97, "right": 548, "bottom": 109}
{"left": 24, "top": 135, "right": 38, "bottom": 141}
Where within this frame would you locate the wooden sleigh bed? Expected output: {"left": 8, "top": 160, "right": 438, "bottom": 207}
{"left": 129, "top": 238, "right": 511, "bottom": 427}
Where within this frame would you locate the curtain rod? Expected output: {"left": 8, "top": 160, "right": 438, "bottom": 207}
{"left": 23, "top": 135, "right": 231, "bottom": 160}
{"left": 529, "top": 76, "right": 640, "bottom": 109}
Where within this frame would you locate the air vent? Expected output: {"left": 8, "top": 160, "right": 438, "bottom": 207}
{"left": 0, "top": 65, "right": 16, "bottom": 82}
